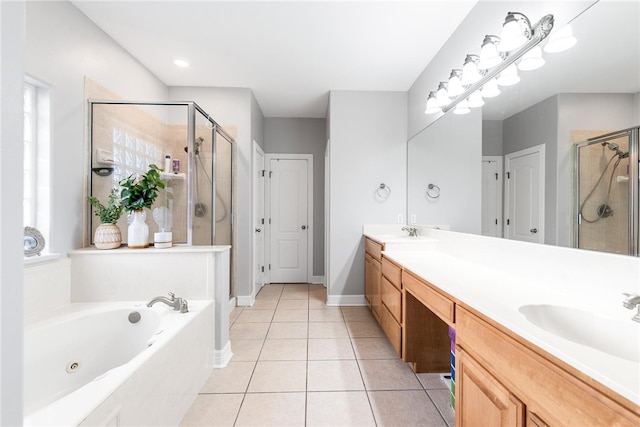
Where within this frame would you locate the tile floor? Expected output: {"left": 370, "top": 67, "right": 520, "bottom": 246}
{"left": 181, "top": 284, "right": 455, "bottom": 427}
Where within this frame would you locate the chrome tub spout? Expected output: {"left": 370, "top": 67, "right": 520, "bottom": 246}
{"left": 147, "top": 292, "right": 189, "bottom": 313}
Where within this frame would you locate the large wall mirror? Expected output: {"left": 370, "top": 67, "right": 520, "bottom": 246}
{"left": 407, "top": 0, "right": 640, "bottom": 255}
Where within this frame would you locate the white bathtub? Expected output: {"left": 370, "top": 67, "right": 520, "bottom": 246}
{"left": 24, "top": 300, "right": 214, "bottom": 426}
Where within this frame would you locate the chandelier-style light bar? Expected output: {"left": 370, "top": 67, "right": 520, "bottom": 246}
{"left": 425, "top": 11, "right": 576, "bottom": 116}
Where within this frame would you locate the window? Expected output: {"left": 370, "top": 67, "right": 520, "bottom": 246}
{"left": 23, "top": 78, "right": 51, "bottom": 253}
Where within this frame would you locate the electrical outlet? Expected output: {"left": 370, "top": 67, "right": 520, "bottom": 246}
{"left": 410, "top": 214, "right": 417, "bottom": 224}
{"left": 397, "top": 214, "right": 403, "bottom": 224}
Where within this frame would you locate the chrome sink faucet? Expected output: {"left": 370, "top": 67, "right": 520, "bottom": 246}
{"left": 401, "top": 226, "right": 418, "bottom": 237}
{"left": 147, "top": 292, "right": 189, "bottom": 313}
{"left": 622, "top": 293, "right": 640, "bottom": 323}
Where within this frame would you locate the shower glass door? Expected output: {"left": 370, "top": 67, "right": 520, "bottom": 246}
{"left": 574, "top": 127, "right": 639, "bottom": 255}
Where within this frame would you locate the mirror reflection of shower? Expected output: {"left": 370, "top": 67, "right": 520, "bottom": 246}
{"left": 579, "top": 141, "right": 629, "bottom": 223}
{"left": 185, "top": 136, "right": 228, "bottom": 223}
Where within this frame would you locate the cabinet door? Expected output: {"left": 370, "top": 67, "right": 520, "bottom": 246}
{"left": 371, "top": 258, "right": 382, "bottom": 321}
{"left": 364, "top": 253, "right": 373, "bottom": 306}
{"left": 456, "top": 348, "right": 524, "bottom": 427}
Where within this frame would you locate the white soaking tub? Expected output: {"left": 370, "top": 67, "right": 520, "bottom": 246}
{"left": 24, "top": 300, "right": 214, "bottom": 426}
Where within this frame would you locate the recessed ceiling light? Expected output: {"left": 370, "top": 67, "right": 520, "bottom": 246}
{"left": 173, "top": 59, "right": 190, "bottom": 68}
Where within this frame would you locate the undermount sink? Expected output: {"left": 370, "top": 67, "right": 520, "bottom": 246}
{"left": 519, "top": 304, "right": 640, "bottom": 363}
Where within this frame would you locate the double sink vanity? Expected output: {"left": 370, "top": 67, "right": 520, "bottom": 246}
{"left": 363, "top": 225, "right": 639, "bottom": 426}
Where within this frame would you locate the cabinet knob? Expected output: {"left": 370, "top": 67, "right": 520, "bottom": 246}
{"left": 530, "top": 228, "right": 538, "bottom": 234}
{"left": 255, "top": 228, "right": 261, "bottom": 233}
{"left": 302, "top": 225, "right": 307, "bottom": 230}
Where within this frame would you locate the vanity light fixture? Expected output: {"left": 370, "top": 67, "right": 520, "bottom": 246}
{"left": 453, "top": 98, "right": 471, "bottom": 115}
{"left": 424, "top": 11, "right": 562, "bottom": 116}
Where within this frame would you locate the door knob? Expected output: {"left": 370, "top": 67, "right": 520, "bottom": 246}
{"left": 255, "top": 228, "right": 261, "bottom": 233}
{"left": 301, "top": 225, "right": 307, "bottom": 230}
{"left": 530, "top": 228, "right": 538, "bottom": 234}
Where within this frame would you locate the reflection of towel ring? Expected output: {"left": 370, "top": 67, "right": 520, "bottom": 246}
{"left": 425, "top": 184, "right": 440, "bottom": 200}
{"left": 375, "top": 183, "right": 391, "bottom": 201}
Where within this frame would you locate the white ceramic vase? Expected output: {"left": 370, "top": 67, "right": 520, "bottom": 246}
{"left": 127, "top": 210, "right": 149, "bottom": 248}
{"left": 94, "top": 223, "right": 122, "bottom": 249}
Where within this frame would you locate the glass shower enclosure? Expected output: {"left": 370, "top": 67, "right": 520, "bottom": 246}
{"left": 86, "top": 100, "right": 234, "bottom": 247}
{"left": 574, "top": 126, "right": 639, "bottom": 256}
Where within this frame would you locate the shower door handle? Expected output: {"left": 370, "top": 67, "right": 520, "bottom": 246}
{"left": 530, "top": 228, "right": 538, "bottom": 234}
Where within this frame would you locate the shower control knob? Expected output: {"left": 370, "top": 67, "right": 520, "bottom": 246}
{"left": 530, "top": 228, "right": 538, "bottom": 234}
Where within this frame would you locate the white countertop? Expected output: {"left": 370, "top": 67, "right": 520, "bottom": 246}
{"left": 364, "top": 226, "right": 640, "bottom": 406}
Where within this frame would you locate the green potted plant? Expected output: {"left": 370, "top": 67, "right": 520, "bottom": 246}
{"left": 119, "top": 164, "right": 165, "bottom": 248}
{"left": 87, "top": 188, "right": 124, "bottom": 249}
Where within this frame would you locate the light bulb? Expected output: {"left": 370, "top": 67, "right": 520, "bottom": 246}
{"left": 478, "top": 35, "right": 502, "bottom": 70}
{"left": 481, "top": 78, "right": 501, "bottom": 98}
{"left": 467, "top": 91, "right": 485, "bottom": 108}
{"left": 435, "top": 82, "right": 451, "bottom": 107}
{"left": 544, "top": 24, "right": 577, "bottom": 53}
{"left": 447, "top": 70, "right": 465, "bottom": 97}
{"left": 453, "top": 99, "right": 470, "bottom": 115}
{"left": 498, "top": 13, "right": 529, "bottom": 52}
{"left": 497, "top": 63, "right": 520, "bottom": 86}
{"left": 518, "top": 45, "right": 545, "bottom": 71}
{"left": 425, "top": 92, "right": 440, "bottom": 115}
{"left": 461, "top": 55, "right": 482, "bottom": 85}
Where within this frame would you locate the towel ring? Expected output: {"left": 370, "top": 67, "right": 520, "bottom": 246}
{"left": 425, "top": 183, "right": 440, "bottom": 200}
{"left": 375, "top": 183, "right": 391, "bottom": 201}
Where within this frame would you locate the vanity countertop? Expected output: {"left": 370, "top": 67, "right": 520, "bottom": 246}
{"left": 364, "top": 227, "right": 640, "bottom": 406}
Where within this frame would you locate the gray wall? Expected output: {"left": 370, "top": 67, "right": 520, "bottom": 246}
{"left": 482, "top": 120, "right": 503, "bottom": 156}
{"left": 264, "top": 118, "right": 326, "bottom": 278}
{"left": 327, "top": 91, "right": 407, "bottom": 303}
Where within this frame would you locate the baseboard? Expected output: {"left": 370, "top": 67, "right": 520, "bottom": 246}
{"left": 213, "top": 341, "right": 233, "bottom": 368}
{"left": 236, "top": 294, "right": 255, "bottom": 307}
{"left": 326, "top": 294, "right": 367, "bottom": 306}
{"left": 228, "top": 296, "right": 236, "bottom": 311}
{"left": 310, "top": 275, "right": 325, "bottom": 285}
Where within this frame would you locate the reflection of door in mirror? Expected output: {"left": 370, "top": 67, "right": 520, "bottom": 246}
{"left": 504, "top": 144, "right": 545, "bottom": 244}
{"left": 481, "top": 156, "right": 503, "bottom": 237}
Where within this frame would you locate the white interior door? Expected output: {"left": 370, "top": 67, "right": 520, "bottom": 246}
{"left": 481, "top": 156, "right": 503, "bottom": 237}
{"left": 253, "top": 142, "right": 265, "bottom": 295}
{"left": 269, "top": 157, "right": 309, "bottom": 283}
{"left": 504, "top": 144, "right": 545, "bottom": 243}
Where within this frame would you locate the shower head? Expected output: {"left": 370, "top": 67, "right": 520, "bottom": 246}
{"left": 184, "top": 137, "right": 205, "bottom": 155}
{"left": 604, "top": 142, "right": 628, "bottom": 158}
{"left": 607, "top": 143, "right": 620, "bottom": 151}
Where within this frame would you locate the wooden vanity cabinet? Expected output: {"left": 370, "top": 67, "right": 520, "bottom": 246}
{"left": 364, "top": 238, "right": 382, "bottom": 322}
{"left": 380, "top": 257, "right": 402, "bottom": 356}
{"left": 456, "top": 306, "right": 639, "bottom": 427}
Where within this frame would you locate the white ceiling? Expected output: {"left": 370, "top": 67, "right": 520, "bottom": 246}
{"left": 71, "top": 0, "right": 477, "bottom": 118}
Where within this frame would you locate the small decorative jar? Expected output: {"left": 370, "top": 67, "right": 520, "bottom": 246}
{"left": 94, "top": 223, "right": 122, "bottom": 249}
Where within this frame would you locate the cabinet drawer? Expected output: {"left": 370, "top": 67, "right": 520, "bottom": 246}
{"left": 380, "top": 304, "right": 402, "bottom": 357}
{"left": 365, "top": 238, "right": 382, "bottom": 260}
{"left": 381, "top": 256, "right": 402, "bottom": 289}
{"left": 381, "top": 276, "right": 402, "bottom": 323}
{"left": 403, "top": 271, "right": 455, "bottom": 326}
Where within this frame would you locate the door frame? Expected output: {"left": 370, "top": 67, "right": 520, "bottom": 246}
{"left": 252, "top": 141, "right": 266, "bottom": 296}
{"left": 481, "top": 155, "right": 504, "bottom": 237}
{"left": 265, "top": 153, "right": 314, "bottom": 284}
{"left": 504, "top": 144, "right": 545, "bottom": 243}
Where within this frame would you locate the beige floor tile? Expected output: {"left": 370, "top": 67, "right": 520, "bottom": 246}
{"left": 267, "top": 322, "right": 308, "bottom": 339}
{"left": 259, "top": 338, "right": 308, "bottom": 361}
{"left": 247, "top": 360, "right": 307, "bottom": 392}
{"left": 230, "top": 322, "right": 270, "bottom": 340}
{"left": 245, "top": 299, "right": 278, "bottom": 310}
{"left": 272, "top": 309, "right": 309, "bottom": 322}
{"left": 416, "top": 372, "right": 450, "bottom": 390}
{"left": 427, "top": 389, "right": 455, "bottom": 427}
{"left": 346, "top": 320, "right": 385, "bottom": 338}
{"left": 200, "top": 361, "right": 256, "bottom": 393}
{"left": 341, "top": 306, "right": 375, "bottom": 322}
{"left": 279, "top": 290, "right": 309, "bottom": 300}
{"left": 308, "top": 338, "right": 355, "bottom": 360}
{"left": 277, "top": 299, "right": 309, "bottom": 309}
{"left": 351, "top": 337, "right": 398, "bottom": 360}
{"left": 309, "top": 308, "right": 344, "bottom": 322}
{"left": 309, "top": 321, "right": 349, "bottom": 338}
{"left": 230, "top": 339, "right": 264, "bottom": 362}
{"left": 358, "top": 359, "right": 422, "bottom": 390}
{"left": 180, "top": 393, "right": 243, "bottom": 427}
{"left": 235, "top": 309, "right": 275, "bottom": 323}
{"left": 255, "top": 285, "right": 283, "bottom": 300}
{"left": 235, "top": 392, "right": 306, "bottom": 427}
{"left": 229, "top": 307, "right": 243, "bottom": 323}
{"left": 283, "top": 283, "right": 310, "bottom": 291}
{"left": 307, "top": 360, "right": 365, "bottom": 391}
{"left": 306, "top": 391, "right": 376, "bottom": 427}
{"left": 368, "top": 390, "right": 447, "bottom": 427}
{"left": 308, "top": 298, "right": 329, "bottom": 309}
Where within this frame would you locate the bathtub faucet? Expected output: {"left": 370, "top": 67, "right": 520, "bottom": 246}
{"left": 147, "top": 292, "right": 189, "bottom": 313}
